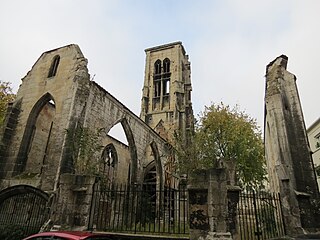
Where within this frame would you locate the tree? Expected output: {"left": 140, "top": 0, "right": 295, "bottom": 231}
{"left": 0, "top": 81, "right": 16, "bottom": 127}
{"left": 175, "top": 102, "right": 266, "bottom": 188}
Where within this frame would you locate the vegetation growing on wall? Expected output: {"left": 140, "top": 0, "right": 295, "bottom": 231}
{"left": 175, "top": 102, "right": 266, "bottom": 188}
{"left": 65, "top": 126, "right": 103, "bottom": 175}
{"left": 0, "top": 81, "right": 16, "bottom": 128}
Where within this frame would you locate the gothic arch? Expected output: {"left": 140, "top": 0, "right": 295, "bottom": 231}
{"left": 107, "top": 118, "right": 138, "bottom": 184}
{"left": 154, "top": 59, "right": 161, "bottom": 75}
{"left": 163, "top": 58, "right": 170, "bottom": 73}
{"left": 100, "top": 143, "right": 118, "bottom": 186}
{"left": 14, "top": 93, "right": 56, "bottom": 175}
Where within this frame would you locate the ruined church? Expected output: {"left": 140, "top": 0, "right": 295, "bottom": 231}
{"left": 0, "top": 42, "right": 193, "bottom": 231}
{"left": 1, "top": 42, "right": 320, "bottom": 239}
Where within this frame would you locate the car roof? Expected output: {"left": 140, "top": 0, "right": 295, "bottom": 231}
{"left": 23, "top": 231, "right": 112, "bottom": 240}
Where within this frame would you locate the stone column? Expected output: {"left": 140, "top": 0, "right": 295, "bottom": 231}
{"left": 188, "top": 168, "right": 237, "bottom": 240}
{"left": 51, "top": 174, "right": 97, "bottom": 230}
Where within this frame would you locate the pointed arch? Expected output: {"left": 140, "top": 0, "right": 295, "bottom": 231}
{"left": 163, "top": 58, "right": 170, "bottom": 73}
{"left": 112, "top": 118, "right": 138, "bottom": 184}
{"left": 154, "top": 59, "right": 161, "bottom": 75}
{"left": 154, "top": 60, "right": 162, "bottom": 98}
{"left": 14, "top": 93, "right": 56, "bottom": 175}
{"left": 100, "top": 143, "right": 118, "bottom": 186}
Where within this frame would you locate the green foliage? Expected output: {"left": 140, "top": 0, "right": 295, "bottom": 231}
{"left": 65, "top": 126, "right": 104, "bottom": 175}
{"left": 176, "top": 102, "right": 266, "bottom": 188}
{"left": 0, "top": 81, "right": 16, "bottom": 128}
{"left": 0, "top": 224, "right": 28, "bottom": 240}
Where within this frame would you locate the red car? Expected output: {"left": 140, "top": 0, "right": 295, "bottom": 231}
{"left": 23, "top": 231, "right": 114, "bottom": 240}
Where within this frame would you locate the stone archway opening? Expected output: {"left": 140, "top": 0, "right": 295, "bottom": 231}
{"left": 15, "top": 93, "right": 56, "bottom": 176}
{"left": 106, "top": 119, "right": 137, "bottom": 185}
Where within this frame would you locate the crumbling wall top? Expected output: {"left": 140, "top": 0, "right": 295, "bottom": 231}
{"left": 266, "top": 54, "right": 288, "bottom": 74}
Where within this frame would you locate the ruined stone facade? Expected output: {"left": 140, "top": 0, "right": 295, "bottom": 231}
{"left": 264, "top": 55, "right": 320, "bottom": 234}
{"left": 0, "top": 43, "right": 193, "bottom": 231}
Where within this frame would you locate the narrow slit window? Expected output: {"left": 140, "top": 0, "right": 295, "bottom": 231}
{"left": 162, "top": 58, "right": 170, "bottom": 96}
{"left": 48, "top": 55, "right": 60, "bottom": 78}
{"left": 154, "top": 59, "right": 162, "bottom": 97}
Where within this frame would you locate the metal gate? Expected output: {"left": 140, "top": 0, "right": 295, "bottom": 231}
{"left": 90, "top": 184, "right": 189, "bottom": 236}
{"left": 237, "top": 191, "right": 286, "bottom": 240}
{"left": 0, "top": 185, "right": 49, "bottom": 239}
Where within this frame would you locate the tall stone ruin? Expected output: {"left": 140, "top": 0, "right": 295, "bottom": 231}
{"left": 264, "top": 55, "right": 320, "bottom": 235}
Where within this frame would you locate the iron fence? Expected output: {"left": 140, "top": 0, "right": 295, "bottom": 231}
{"left": 238, "top": 191, "right": 286, "bottom": 240}
{"left": 90, "top": 183, "right": 189, "bottom": 236}
{"left": 0, "top": 191, "right": 48, "bottom": 239}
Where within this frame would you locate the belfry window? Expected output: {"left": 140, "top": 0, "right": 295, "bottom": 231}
{"left": 48, "top": 55, "right": 60, "bottom": 78}
{"left": 153, "top": 58, "right": 171, "bottom": 98}
{"left": 163, "top": 78, "right": 170, "bottom": 95}
{"left": 154, "top": 81, "right": 161, "bottom": 97}
{"left": 154, "top": 60, "right": 161, "bottom": 75}
{"left": 154, "top": 60, "right": 162, "bottom": 98}
{"left": 162, "top": 58, "right": 171, "bottom": 95}
{"left": 163, "top": 58, "right": 170, "bottom": 73}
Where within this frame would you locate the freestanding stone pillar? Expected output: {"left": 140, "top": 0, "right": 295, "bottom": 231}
{"left": 264, "top": 55, "right": 320, "bottom": 236}
{"left": 51, "top": 174, "right": 97, "bottom": 230}
{"left": 188, "top": 167, "right": 239, "bottom": 240}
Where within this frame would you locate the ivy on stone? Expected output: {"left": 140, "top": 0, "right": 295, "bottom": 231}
{"left": 65, "top": 125, "right": 104, "bottom": 175}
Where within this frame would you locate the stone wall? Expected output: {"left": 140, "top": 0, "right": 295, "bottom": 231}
{"left": 188, "top": 168, "right": 239, "bottom": 240}
{"left": 264, "top": 55, "right": 320, "bottom": 235}
{"left": 0, "top": 44, "right": 175, "bottom": 230}
{"left": 51, "top": 174, "right": 96, "bottom": 230}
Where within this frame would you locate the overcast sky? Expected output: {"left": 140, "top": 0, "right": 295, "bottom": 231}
{"left": 1, "top": 0, "right": 319, "bottom": 131}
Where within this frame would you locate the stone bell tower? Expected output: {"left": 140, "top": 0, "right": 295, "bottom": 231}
{"left": 140, "top": 42, "right": 194, "bottom": 143}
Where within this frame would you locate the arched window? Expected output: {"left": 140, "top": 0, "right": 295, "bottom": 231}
{"left": 101, "top": 144, "right": 118, "bottom": 185}
{"left": 101, "top": 144, "right": 117, "bottom": 168}
{"left": 154, "top": 60, "right": 162, "bottom": 98}
{"left": 154, "top": 60, "right": 161, "bottom": 75}
{"left": 48, "top": 55, "right": 60, "bottom": 78}
{"left": 163, "top": 58, "right": 170, "bottom": 73}
{"left": 162, "top": 58, "right": 171, "bottom": 95}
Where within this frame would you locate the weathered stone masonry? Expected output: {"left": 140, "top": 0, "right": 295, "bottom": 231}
{"left": 264, "top": 55, "right": 320, "bottom": 234}
{"left": 0, "top": 44, "right": 178, "bottom": 230}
